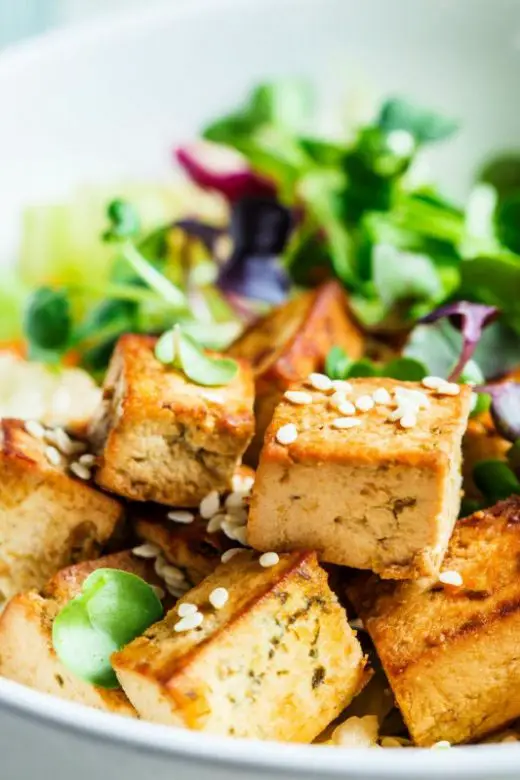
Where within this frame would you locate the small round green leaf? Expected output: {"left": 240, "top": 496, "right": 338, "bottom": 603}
{"left": 104, "top": 199, "right": 140, "bottom": 241}
{"left": 23, "top": 287, "right": 72, "bottom": 351}
{"left": 473, "top": 459, "right": 520, "bottom": 504}
{"left": 178, "top": 331, "right": 238, "bottom": 386}
{"left": 155, "top": 329, "right": 176, "bottom": 364}
{"left": 383, "top": 357, "right": 427, "bottom": 382}
{"left": 346, "top": 359, "right": 380, "bottom": 378}
{"left": 325, "top": 346, "right": 351, "bottom": 380}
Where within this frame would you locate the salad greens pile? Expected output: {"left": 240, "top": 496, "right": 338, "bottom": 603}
{"left": 8, "top": 79, "right": 519, "bottom": 388}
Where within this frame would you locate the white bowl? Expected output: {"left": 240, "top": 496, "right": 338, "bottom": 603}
{"left": 0, "top": 1, "right": 519, "bottom": 777}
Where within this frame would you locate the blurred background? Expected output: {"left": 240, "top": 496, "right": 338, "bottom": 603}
{"left": 0, "top": 0, "right": 168, "bottom": 46}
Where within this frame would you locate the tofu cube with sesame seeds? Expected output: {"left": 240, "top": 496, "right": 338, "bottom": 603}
{"left": 130, "top": 466, "right": 255, "bottom": 589}
{"left": 228, "top": 281, "right": 364, "bottom": 465}
{"left": 248, "top": 378, "right": 472, "bottom": 580}
{"left": 347, "top": 496, "right": 520, "bottom": 745}
{"left": 0, "top": 419, "right": 123, "bottom": 601}
{"left": 112, "top": 550, "right": 367, "bottom": 742}
{"left": 0, "top": 551, "right": 167, "bottom": 715}
{"left": 88, "top": 334, "right": 255, "bottom": 507}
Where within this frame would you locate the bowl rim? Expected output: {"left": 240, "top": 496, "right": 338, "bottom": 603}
{"left": 0, "top": 0, "right": 518, "bottom": 773}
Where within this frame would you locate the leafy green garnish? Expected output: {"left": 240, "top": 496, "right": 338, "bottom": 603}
{"left": 324, "top": 347, "right": 427, "bottom": 382}
{"left": 155, "top": 325, "right": 238, "bottom": 386}
{"left": 377, "top": 98, "right": 459, "bottom": 144}
{"left": 472, "top": 460, "right": 520, "bottom": 505}
{"left": 325, "top": 345, "right": 352, "bottom": 380}
{"left": 24, "top": 287, "right": 72, "bottom": 353}
{"left": 52, "top": 569, "right": 163, "bottom": 688}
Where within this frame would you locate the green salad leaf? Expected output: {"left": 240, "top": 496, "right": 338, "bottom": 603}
{"left": 52, "top": 568, "right": 163, "bottom": 688}
{"left": 155, "top": 325, "right": 238, "bottom": 386}
{"left": 473, "top": 460, "right": 520, "bottom": 505}
{"left": 24, "top": 287, "right": 72, "bottom": 353}
{"left": 378, "top": 98, "right": 459, "bottom": 144}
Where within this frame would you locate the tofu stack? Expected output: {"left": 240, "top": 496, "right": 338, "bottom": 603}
{"left": 1, "top": 282, "right": 518, "bottom": 748}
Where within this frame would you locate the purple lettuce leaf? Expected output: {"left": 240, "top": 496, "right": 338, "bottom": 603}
{"left": 420, "top": 301, "right": 499, "bottom": 381}
{"left": 477, "top": 382, "right": 520, "bottom": 443}
{"left": 175, "top": 144, "right": 276, "bottom": 203}
{"left": 216, "top": 196, "right": 292, "bottom": 304}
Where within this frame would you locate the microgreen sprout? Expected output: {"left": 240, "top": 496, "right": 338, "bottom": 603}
{"left": 155, "top": 324, "right": 238, "bottom": 386}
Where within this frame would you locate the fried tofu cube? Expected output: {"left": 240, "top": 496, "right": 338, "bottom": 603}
{"left": 89, "top": 334, "right": 255, "bottom": 507}
{"left": 0, "top": 419, "right": 123, "bottom": 601}
{"left": 347, "top": 496, "right": 520, "bottom": 745}
{"left": 113, "top": 550, "right": 366, "bottom": 742}
{"left": 131, "top": 465, "right": 255, "bottom": 587}
{"left": 228, "top": 281, "right": 364, "bottom": 463}
{"left": 0, "top": 551, "right": 163, "bottom": 716}
{"left": 248, "top": 378, "right": 472, "bottom": 579}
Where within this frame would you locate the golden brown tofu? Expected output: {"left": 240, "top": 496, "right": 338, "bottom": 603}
{"left": 462, "top": 413, "right": 510, "bottom": 500}
{"left": 89, "top": 334, "right": 255, "bottom": 507}
{"left": 228, "top": 281, "right": 364, "bottom": 463}
{"left": 0, "top": 419, "right": 123, "bottom": 602}
{"left": 347, "top": 496, "right": 520, "bottom": 745}
{"left": 249, "top": 378, "right": 472, "bottom": 579}
{"left": 0, "top": 551, "right": 163, "bottom": 716}
{"left": 113, "top": 550, "right": 366, "bottom": 742}
{"left": 131, "top": 465, "right": 255, "bottom": 587}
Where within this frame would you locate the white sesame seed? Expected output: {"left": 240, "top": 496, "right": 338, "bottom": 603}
{"left": 422, "top": 376, "right": 446, "bottom": 390}
{"left": 69, "top": 462, "right": 92, "bottom": 480}
{"left": 44, "top": 445, "right": 61, "bottom": 467}
{"left": 372, "top": 388, "right": 392, "bottom": 405}
{"left": 154, "top": 555, "right": 168, "bottom": 577}
{"left": 330, "top": 391, "right": 346, "bottom": 407}
{"left": 355, "top": 395, "right": 375, "bottom": 412}
{"left": 221, "top": 522, "right": 248, "bottom": 545}
{"left": 207, "top": 513, "right": 226, "bottom": 533}
{"left": 151, "top": 585, "right": 165, "bottom": 601}
{"left": 167, "top": 583, "right": 191, "bottom": 598}
{"left": 209, "top": 587, "right": 229, "bottom": 610}
{"left": 231, "top": 474, "right": 254, "bottom": 493}
{"left": 284, "top": 390, "right": 313, "bottom": 405}
{"left": 331, "top": 380, "right": 353, "bottom": 393}
{"left": 225, "top": 491, "right": 247, "bottom": 510}
{"left": 199, "top": 490, "right": 220, "bottom": 519}
{"left": 399, "top": 412, "right": 417, "bottom": 429}
{"left": 162, "top": 565, "right": 187, "bottom": 586}
{"left": 336, "top": 400, "right": 356, "bottom": 416}
{"left": 221, "top": 547, "right": 244, "bottom": 563}
{"left": 436, "top": 382, "right": 460, "bottom": 396}
{"left": 394, "top": 387, "right": 430, "bottom": 409}
{"left": 275, "top": 423, "right": 298, "bottom": 445}
{"left": 132, "top": 543, "right": 161, "bottom": 559}
{"left": 224, "top": 512, "right": 247, "bottom": 528}
{"left": 349, "top": 618, "right": 365, "bottom": 631}
{"left": 307, "top": 372, "right": 333, "bottom": 392}
{"left": 174, "top": 612, "right": 204, "bottom": 632}
{"left": 68, "top": 439, "right": 88, "bottom": 456}
{"left": 177, "top": 602, "right": 198, "bottom": 617}
{"left": 438, "top": 570, "right": 463, "bottom": 587}
{"left": 78, "top": 453, "right": 95, "bottom": 466}
{"left": 167, "top": 510, "right": 195, "bottom": 524}
{"left": 55, "top": 428, "right": 75, "bottom": 455}
{"left": 431, "top": 741, "right": 451, "bottom": 749}
{"left": 259, "top": 552, "right": 280, "bottom": 568}
{"left": 24, "top": 420, "right": 45, "bottom": 439}
{"left": 331, "top": 417, "right": 362, "bottom": 430}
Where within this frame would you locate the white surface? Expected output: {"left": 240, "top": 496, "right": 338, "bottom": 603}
{"left": 0, "top": 1, "right": 519, "bottom": 778}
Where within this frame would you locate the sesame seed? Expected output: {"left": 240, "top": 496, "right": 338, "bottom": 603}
{"left": 349, "top": 618, "right": 365, "bottom": 631}
{"left": 336, "top": 400, "right": 356, "bottom": 416}
{"left": 44, "top": 445, "right": 61, "bottom": 466}
{"left": 167, "top": 510, "right": 195, "bottom": 524}
{"left": 207, "top": 513, "right": 226, "bottom": 533}
{"left": 132, "top": 543, "right": 161, "bottom": 559}
{"left": 284, "top": 390, "right": 313, "bottom": 405}
{"left": 232, "top": 474, "right": 254, "bottom": 493}
{"left": 307, "top": 372, "right": 333, "bottom": 392}
{"left": 69, "top": 462, "right": 92, "bottom": 480}
{"left": 199, "top": 490, "right": 220, "bottom": 519}
{"left": 355, "top": 395, "right": 375, "bottom": 412}
{"left": 438, "top": 570, "right": 463, "bottom": 587}
{"left": 331, "top": 380, "right": 353, "bottom": 393}
{"left": 372, "top": 388, "right": 392, "bottom": 405}
{"left": 399, "top": 412, "right": 417, "bottom": 429}
{"left": 259, "top": 552, "right": 280, "bottom": 568}
{"left": 78, "top": 453, "right": 95, "bottom": 466}
{"left": 151, "top": 585, "right": 165, "bottom": 601}
{"left": 209, "top": 587, "right": 229, "bottom": 610}
{"left": 154, "top": 555, "right": 168, "bottom": 577}
{"left": 162, "top": 565, "right": 187, "bottom": 586}
{"left": 431, "top": 741, "right": 451, "bottom": 749}
{"left": 394, "top": 387, "right": 430, "bottom": 409}
{"left": 178, "top": 602, "right": 198, "bottom": 617}
{"left": 55, "top": 428, "right": 75, "bottom": 455}
{"left": 167, "top": 583, "right": 191, "bottom": 598}
{"left": 24, "top": 420, "right": 45, "bottom": 439}
{"left": 331, "top": 417, "right": 362, "bottom": 430}
{"left": 422, "top": 376, "right": 446, "bottom": 390}
{"left": 221, "top": 547, "right": 244, "bottom": 563}
{"left": 224, "top": 512, "right": 247, "bottom": 528}
{"left": 225, "top": 491, "right": 247, "bottom": 510}
{"left": 275, "top": 423, "right": 298, "bottom": 445}
{"left": 68, "top": 439, "right": 88, "bottom": 456}
{"left": 174, "top": 612, "right": 204, "bottom": 632}
{"left": 436, "top": 382, "right": 460, "bottom": 396}
{"left": 221, "top": 522, "right": 248, "bottom": 545}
